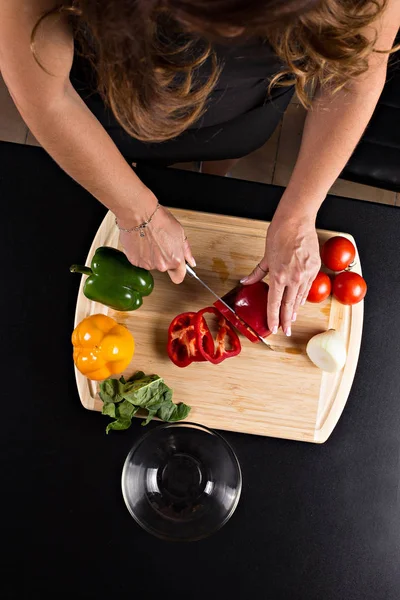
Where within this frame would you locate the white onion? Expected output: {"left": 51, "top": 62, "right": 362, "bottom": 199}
{"left": 306, "top": 329, "right": 347, "bottom": 373}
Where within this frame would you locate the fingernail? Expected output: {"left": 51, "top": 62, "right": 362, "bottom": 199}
{"left": 192, "top": 258, "right": 196, "bottom": 267}
{"left": 240, "top": 277, "right": 249, "bottom": 284}
{"left": 292, "top": 313, "right": 297, "bottom": 322}
{"left": 301, "top": 298, "right": 306, "bottom": 306}
{"left": 285, "top": 327, "right": 291, "bottom": 337}
{"left": 272, "top": 326, "right": 278, "bottom": 335}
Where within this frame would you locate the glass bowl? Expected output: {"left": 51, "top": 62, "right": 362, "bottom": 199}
{"left": 121, "top": 422, "right": 242, "bottom": 541}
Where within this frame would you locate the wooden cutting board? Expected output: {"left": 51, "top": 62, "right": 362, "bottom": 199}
{"left": 74, "top": 208, "right": 363, "bottom": 443}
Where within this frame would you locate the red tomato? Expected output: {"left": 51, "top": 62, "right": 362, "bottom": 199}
{"left": 332, "top": 272, "right": 367, "bottom": 305}
{"left": 307, "top": 271, "right": 332, "bottom": 303}
{"left": 321, "top": 236, "right": 356, "bottom": 272}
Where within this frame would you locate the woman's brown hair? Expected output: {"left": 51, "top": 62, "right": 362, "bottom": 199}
{"left": 32, "top": 0, "right": 396, "bottom": 143}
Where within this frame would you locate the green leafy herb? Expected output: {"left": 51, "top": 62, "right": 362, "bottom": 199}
{"left": 99, "top": 372, "right": 191, "bottom": 434}
{"left": 117, "top": 400, "right": 139, "bottom": 420}
{"left": 102, "top": 402, "right": 117, "bottom": 418}
{"left": 167, "top": 402, "right": 191, "bottom": 422}
{"left": 106, "top": 419, "right": 132, "bottom": 433}
{"left": 99, "top": 377, "right": 126, "bottom": 404}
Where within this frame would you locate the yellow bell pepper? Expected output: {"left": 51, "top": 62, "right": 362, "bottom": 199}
{"left": 72, "top": 314, "right": 135, "bottom": 381}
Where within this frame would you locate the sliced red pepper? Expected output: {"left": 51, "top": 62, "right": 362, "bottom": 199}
{"left": 194, "top": 307, "right": 241, "bottom": 365}
{"left": 167, "top": 312, "right": 214, "bottom": 368}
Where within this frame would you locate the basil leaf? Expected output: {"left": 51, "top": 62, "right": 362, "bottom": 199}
{"left": 99, "top": 378, "right": 124, "bottom": 404}
{"left": 139, "top": 385, "right": 168, "bottom": 409}
{"left": 103, "top": 378, "right": 115, "bottom": 395}
{"left": 148, "top": 383, "right": 190, "bottom": 423}
{"left": 123, "top": 374, "right": 160, "bottom": 393}
{"left": 102, "top": 402, "right": 116, "bottom": 418}
{"left": 98, "top": 379, "right": 116, "bottom": 404}
{"left": 117, "top": 400, "right": 139, "bottom": 420}
{"left": 126, "top": 371, "right": 146, "bottom": 382}
{"left": 106, "top": 418, "right": 131, "bottom": 434}
{"left": 142, "top": 409, "right": 158, "bottom": 426}
{"left": 121, "top": 378, "right": 164, "bottom": 407}
{"left": 166, "top": 403, "right": 191, "bottom": 422}
{"left": 99, "top": 373, "right": 191, "bottom": 432}
{"left": 156, "top": 402, "right": 176, "bottom": 422}
{"left": 158, "top": 383, "right": 173, "bottom": 405}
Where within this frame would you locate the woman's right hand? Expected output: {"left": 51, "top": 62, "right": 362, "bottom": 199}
{"left": 117, "top": 190, "right": 196, "bottom": 284}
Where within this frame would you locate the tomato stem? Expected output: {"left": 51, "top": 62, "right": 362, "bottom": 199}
{"left": 346, "top": 260, "right": 358, "bottom": 271}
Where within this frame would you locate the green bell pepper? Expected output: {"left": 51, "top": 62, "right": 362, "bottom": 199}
{"left": 70, "top": 246, "right": 154, "bottom": 311}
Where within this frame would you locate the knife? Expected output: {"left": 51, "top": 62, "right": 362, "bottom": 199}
{"left": 186, "top": 264, "right": 273, "bottom": 350}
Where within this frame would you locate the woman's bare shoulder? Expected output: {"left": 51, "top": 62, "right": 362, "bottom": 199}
{"left": 0, "top": 0, "right": 74, "bottom": 104}
{"left": 369, "top": 0, "right": 400, "bottom": 49}
{"left": 0, "top": 0, "right": 60, "bottom": 24}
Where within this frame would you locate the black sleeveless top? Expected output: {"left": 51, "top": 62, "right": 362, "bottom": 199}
{"left": 190, "top": 38, "right": 288, "bottom": 129}
{"left": 71, "top": 37, "right": 294, "bottom": 163}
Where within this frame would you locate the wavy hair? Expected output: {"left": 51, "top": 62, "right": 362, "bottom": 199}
{"left": 32, "top": 0, "right": 396, "bottom": 142}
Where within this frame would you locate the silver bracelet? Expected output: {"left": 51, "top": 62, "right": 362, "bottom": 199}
{"left": 115, "top": 202, "right": 160, "bottom": 237}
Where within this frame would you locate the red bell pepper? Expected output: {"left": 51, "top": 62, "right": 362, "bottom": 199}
{"left": 213, "top": 281, "right": 272, "bottom": 343}
{"left": 214, "top": 297, "right": 259, "bottom": 343}
{"left": 167, "top": 312, "right": 214, "bottom": 368}
{"left": 194, "top": 307, "right": 241, "bottom": 365}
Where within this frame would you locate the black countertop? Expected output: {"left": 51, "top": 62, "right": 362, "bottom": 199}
{"left": 1, "top": 141, "right": 399, "bottom": 600}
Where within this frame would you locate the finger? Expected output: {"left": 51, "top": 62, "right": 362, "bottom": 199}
{"left": 280, "top": 285, "right": 301, "bottom": 336}
{"left": 155, "top": 259, "right": 168, "bottom": 273}
{"left": 168, "top": 256, "right": 186, "bottom": 284}
{"left": 183, "top": 237, "right": 196, "bottom": 268}
{"left": 267, "top": 280, "right": 285, "bottom": 335}
{"left": 292, "top": 282, "right": 309, "bottom": 321}
{"left": 240, "top": 259, "right": 268, "bottom": 285}
{"left": 300, "top": 278, "right": 315, "bottom": 307}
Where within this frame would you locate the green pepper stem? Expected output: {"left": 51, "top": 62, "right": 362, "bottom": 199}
{"left": 70, "top": 265, "right": 93, "bottom": 276}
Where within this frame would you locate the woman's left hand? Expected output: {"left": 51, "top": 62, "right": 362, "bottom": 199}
{"left": 241, "top": 214, "right": 321, "bottom": 336}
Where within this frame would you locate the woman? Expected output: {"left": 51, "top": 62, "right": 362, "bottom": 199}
{"left": 1, "top": 0, "right": 398, "bottom": 337}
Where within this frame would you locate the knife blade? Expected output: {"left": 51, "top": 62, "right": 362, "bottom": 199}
{"left": 185, "top": 264, "right": 273, "bottom": 350}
